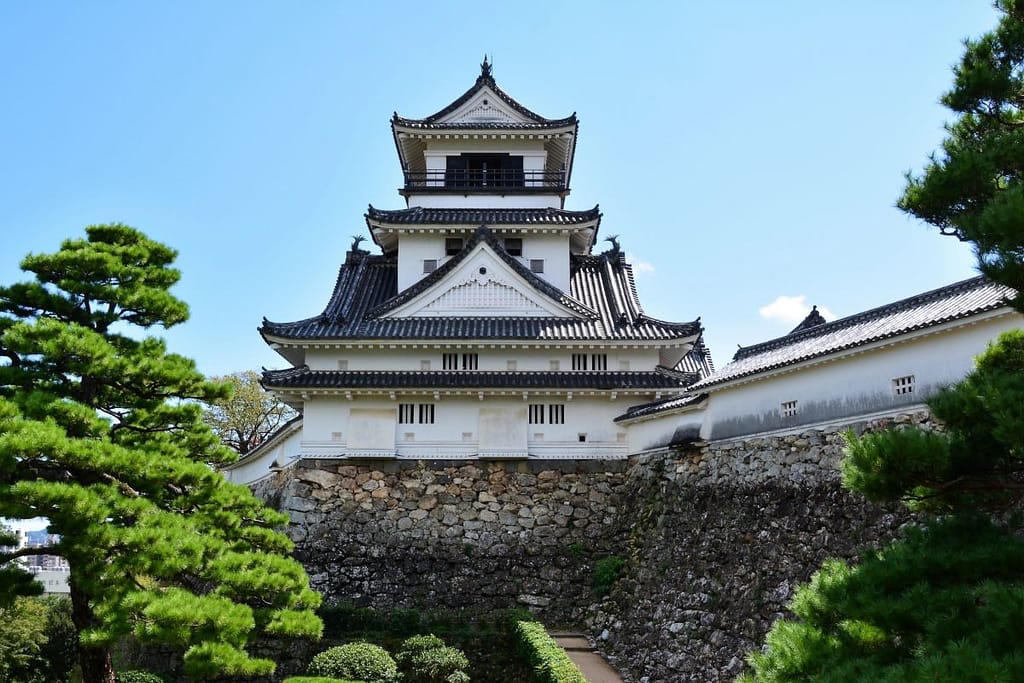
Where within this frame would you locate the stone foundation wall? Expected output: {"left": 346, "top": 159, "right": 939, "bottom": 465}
{"left": 264, "top": 411, "right": 935, "bottom": 682}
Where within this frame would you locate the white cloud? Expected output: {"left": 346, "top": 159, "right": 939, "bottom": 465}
{"left": 626, "top": 253, "right": 655, "bottom": 276}
{"left": 759, "top": 295, "right": 836, "bottom": 325}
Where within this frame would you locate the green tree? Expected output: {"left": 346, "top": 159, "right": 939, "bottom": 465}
{"left": 899, "top": 0, "right": 1024, "bottom": 310}
{"left": 201, "top": 370, "right": 296, "bottom": 455}
{"left": 0, "top": 596, "right": 49, "bottom": 683}
{"left": 0, "top": 225, "right": 321, "bottom": 683}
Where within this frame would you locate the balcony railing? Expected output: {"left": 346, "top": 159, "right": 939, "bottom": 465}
{"left": 403, "top": 169, "right": 566, "bottom": 191}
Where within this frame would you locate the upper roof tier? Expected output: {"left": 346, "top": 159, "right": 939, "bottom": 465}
{"left": 392, "top": 59, "right": 578, "bottom": 202}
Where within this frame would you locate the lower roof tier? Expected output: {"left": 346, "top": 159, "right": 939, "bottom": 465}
{"left": 262, "top": 367, "right": 694, "bottom": 392}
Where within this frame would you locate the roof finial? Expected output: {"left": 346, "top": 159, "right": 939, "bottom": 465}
{"left": 480, "top": 54, "right": 493, "bottom": 80}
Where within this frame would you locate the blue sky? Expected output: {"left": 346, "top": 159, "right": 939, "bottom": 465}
{"left": 0, "top": 1, "right": 1001, "bottom": 378}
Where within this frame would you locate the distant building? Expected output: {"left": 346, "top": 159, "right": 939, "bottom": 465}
{"left": 1, "top": 523, "right": 69, "bottom": 594}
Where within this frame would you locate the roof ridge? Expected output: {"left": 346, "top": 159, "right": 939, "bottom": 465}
{"left": 734, "top": 275, "right": 997, "bottom": 360}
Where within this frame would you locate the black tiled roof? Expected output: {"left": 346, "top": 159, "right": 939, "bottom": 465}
{"left": 261, "top": 227, "right": 700, "bottom": 343}
{"left": 614, "top": 393, "right": 707, "bottom": 422}
{"left": 365, "top": 205, "right": 601, "bottom": 226}
{"left": 262, "top": 367, "right": 690, "bottom": 391}
{"left": 392, "top": 61, "right": 576, "bottom": 130}
{"left": 690, "top": 276, "right": 1015, "bottom": 391}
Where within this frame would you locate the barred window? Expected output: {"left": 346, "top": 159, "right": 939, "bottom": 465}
{"left": 590, "top": 353, "right": 608, "bottom": 370}
{"left": 529, "top": 404, "right": 545, "bottom": 424}
{"left": 892, "top": 375, "right": 915, "bottom": 396}
{"left": 418, "top": 404, "right": 435, "bottom": 424}
{"left": 399, "top": 403, "right": 415, "bottom": 424}
{"left": 442, "top": 353, "right": 459, "bottom": 370}
{"left": 400, "top": 403, "right": 434, "bottom": 424}
{"left": 548, "top": 404, "right": 565, "bottom": 424}
{"left": 461, "top": 353, "right": 478, "bottom": 370}
{"left": 780, "top": 401, "right": 798, "bottom": 418}
{"left": 572, "top": 353, "right": 588, "bottom": 370}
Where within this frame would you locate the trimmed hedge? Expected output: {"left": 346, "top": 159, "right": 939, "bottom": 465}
{"left": 308, "top": 642, "right": 397, "bottom": 682}
{"left": 513, "top": 621, "right": 587, "bottom": 683}
{"left": 115, "top": 672, "right": 166, "bottom": 683}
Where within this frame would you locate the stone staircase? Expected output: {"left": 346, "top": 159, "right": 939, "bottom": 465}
{"left": 549, "top": 631, "right": 625, "bottom": 683}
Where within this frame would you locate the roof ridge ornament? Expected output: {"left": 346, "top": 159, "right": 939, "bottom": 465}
{"left": 480, "top": 54, "right": 493, "bottom": 81}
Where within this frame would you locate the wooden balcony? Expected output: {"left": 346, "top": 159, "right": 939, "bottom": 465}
{"left": 402, "top": 169, "right": 566, "bottom": 193}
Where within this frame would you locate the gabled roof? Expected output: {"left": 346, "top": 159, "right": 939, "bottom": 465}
{"left": 260, "top": 229, "right": 700, "bottom": 353}
{"left": 262, "top": 367, "right": 690, "bottom": 392}
{"left": 689, "top": 275, "right": 1016, "bottom": 392}
{"left": 368, "top": 226, "right": 595, "bottom": 319}
{"left": 391, "top": 58, "right": 577, "bottom": 130}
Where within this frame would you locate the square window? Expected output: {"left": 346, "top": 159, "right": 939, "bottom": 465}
{"left": 337, "top": 360, "right": 349, "bottom": 370}
{"left": 504, "top": 238, "right": 523, "bottom": 256}
{"left": 445, "top": 237, "right": 464, "bottom": 256}
{"left": 423, "top": 259, "right": 438, "bottom": 274}
{"left": 578, "top": 433, "right": 587, "bottom": 442}
{"left": 507, "top": 360, "right": 517, "bottom": 370}
{"left": 530, "top": 259, "right": 545, "bottom": 273}
{"left": 550, "top": 360, "right": 560, "bottom": 371}
{"left": 420, "top": 360, "right": 431, "bottom": 371}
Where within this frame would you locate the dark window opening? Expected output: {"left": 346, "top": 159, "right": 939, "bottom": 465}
{"left": 505, "top": 238, "right": 523, "bottom": 256}
{"left": 445, "top": 154, "right": 524, "bottom": 188}
{"left": 445, "top": 237, "right": 464, "bottom": 256}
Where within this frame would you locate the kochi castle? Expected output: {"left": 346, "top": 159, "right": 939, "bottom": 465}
{"left": 252, "top": 60, "right": 711, "bottom": 467}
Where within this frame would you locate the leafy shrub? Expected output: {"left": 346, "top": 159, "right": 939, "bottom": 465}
{"left": 395, "top": 633, "right": 470, "bottom": 682}
{"left": 308, "top": 642, "right": 398, "bottom": 682}
{"left": 115, "top": 672, "right": 165, "bottom": 683}
{"left": 513, "top": 621, "right": 586, "bottom": 683}
{"left": 592, "top": 555, "right": 625, "bottom": 596}
{"left": 283, "top": 678, "right": 367, "bottom": 683}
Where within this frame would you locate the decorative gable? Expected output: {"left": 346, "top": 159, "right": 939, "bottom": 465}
{"left": 437, "top": 87, "right": 527, "bottom": 126}
{"left": 380, "top": 242, "right": 586, "bottom": 319}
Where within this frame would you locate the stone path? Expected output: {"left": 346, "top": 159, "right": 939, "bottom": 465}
{"left": 550, "top": 632, "right": 625, "bottom": 683}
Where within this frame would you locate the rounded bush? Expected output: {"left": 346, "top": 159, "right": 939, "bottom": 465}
{"left": 116, "top": 672, "right": 165, "bottom": 683}
{"left": 399, "top": 643, "right": 470, "bottom": 683}
{"left": 308, "top": 642, "right": 398, "bottom": 682}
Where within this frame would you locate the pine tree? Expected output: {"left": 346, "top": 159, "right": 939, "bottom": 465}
{"left": 899, "top": 0, "right": 1024, "bottom": 311}
{"left": 741, "top": 4, "right": 1024, "bottom": 678}
{"left": 0, "top": 225, "right": 321, "bottom": 682}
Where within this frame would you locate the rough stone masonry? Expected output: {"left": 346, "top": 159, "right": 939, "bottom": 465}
{"left": 257, "top": 411, "right": 932, "bottom": 682}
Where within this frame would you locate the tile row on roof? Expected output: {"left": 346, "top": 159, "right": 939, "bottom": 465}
{"left": 365, "top": 205, "right": 601, "bottom": 226}
{"left": 261, "top": 226, "right": 701, "bottom": 344}
{"left": 690, "top": 275, "right": 1015, "bottom": 391}
{"left": 262, "top": 367, "right": 691, "bottom": 391}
